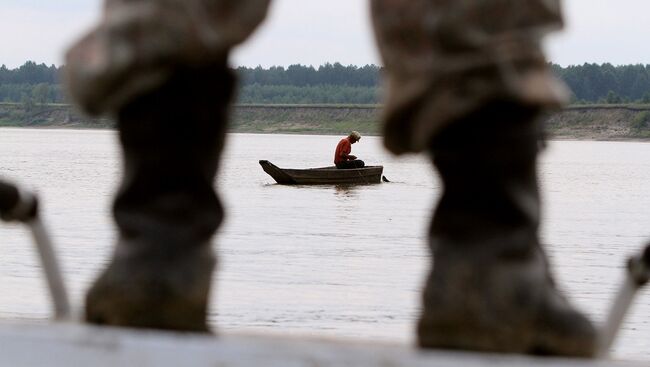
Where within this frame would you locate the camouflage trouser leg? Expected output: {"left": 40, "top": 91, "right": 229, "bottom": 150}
{"left": 372, "top": 0, "right": 597, "bottom": 357}
{"left": 84, "top": 63, "right": 234, "bottom": 331}
{"left": 65, "top": 0, "right": 270, "bottom": 331}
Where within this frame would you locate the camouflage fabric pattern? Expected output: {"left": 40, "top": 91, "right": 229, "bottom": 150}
{"left": 65, "top": 0, "right": 270, "bottom": 116}
{"left": 371, "top": 0, "right": 570, "bottom": 154}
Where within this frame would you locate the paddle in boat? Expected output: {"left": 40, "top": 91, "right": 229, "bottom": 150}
{"left": 259, "top": 160, "right": 384, "bottom": 185}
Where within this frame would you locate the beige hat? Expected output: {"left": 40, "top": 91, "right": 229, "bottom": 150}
{"left": 350, "top": 131, "right": 361, "bottom": 140}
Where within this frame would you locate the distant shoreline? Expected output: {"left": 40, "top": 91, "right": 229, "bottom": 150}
{"left": 2, "top": 103, "right": 650, "bottom": 140}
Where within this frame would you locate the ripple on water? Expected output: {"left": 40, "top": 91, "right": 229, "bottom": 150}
{"left": 1, "top": 131, "right": 650, "bottom": 360}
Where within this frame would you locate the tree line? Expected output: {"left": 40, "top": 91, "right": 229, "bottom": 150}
{"left": 0, "top": 62, "right": 66, "bottom": 105}
{"left": 236, "top": 63, "right": 380, "bottom": 87}
{"left": 551, "top": 63, "right": 650, "bottom": 104}
{"left": 2, "top": 61, "right": 650, "bottom": 105}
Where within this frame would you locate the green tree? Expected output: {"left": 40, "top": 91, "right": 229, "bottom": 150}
{"left": 32, "top": 83, "right": 51, "bottom": 105}
{"left": 605, "top": 90, "right": 622, "bottom": 104}
{"left": 21, "top": 93, "right": 35, "bottom": 111}
{"left": 641, "top": 92, "right": 650, "bottom": 104}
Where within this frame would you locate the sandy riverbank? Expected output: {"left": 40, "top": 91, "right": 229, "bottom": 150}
{"left": 2, "top": 103, "right": 650, "bottom": 140}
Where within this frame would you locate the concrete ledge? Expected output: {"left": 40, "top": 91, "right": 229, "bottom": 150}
{"left": 0, "top": 322, "right": 644, "bottom": 367}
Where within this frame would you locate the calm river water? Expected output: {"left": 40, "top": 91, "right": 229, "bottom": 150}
{"left": 1, "top": 128, "right": 650, "bottom": 361}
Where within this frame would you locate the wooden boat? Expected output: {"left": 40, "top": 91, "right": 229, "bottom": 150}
{"left": 259, "top": 160, "right": 383, "bottom": 185}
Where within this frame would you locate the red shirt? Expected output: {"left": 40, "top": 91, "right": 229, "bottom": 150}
{"left": 334, "top": 138, "right": 351, "bottom": 164}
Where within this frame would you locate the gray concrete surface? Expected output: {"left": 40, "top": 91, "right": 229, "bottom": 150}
{"left": 0, "top": 322, "right": 644, "bottom": 367}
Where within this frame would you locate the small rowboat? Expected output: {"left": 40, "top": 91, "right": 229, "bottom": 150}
{"left": 259, "top": 160, "right": 384, "bottom": 185}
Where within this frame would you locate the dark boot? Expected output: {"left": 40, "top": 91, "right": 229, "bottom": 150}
{"left": 418, "top": 101, "right": 597, "bottom": 357}
{"left": 85, "top": 62, "right": 234, "bottom": 331}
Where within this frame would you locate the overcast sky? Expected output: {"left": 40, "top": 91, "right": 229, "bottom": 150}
{"left": 1, "top": 0, "right": 649, "bottom": 69}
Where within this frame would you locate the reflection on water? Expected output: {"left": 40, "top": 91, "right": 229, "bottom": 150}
{"left": 1, "top": 129, "right": 650, "bottom": 361}
{"left": 334, "top": 185, "right": 359, "bottom": 197}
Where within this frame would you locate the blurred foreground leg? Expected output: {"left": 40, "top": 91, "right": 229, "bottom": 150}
{"left": 85, "top": 64, "right": 233, "bottom": 330}
{"left": 371, "top": 0, "right": 596, "bottom": 356}
{"left": 421, "top": 102, "right": 595, "bottom": 356}
{"left": 64, "top": 0, "right": 270, "bottom": 330}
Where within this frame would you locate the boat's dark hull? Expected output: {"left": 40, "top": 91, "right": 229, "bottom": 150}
{"left": 259, "top": 160, "right": 383, "bottom": 185}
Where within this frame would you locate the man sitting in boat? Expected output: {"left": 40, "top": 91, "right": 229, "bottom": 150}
{"left": 334, "top": 131, "right": 365, "bottom": 169}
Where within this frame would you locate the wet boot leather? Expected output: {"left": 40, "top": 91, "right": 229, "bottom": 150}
{"left": 85, "top": 63, "right": 234, "bottom": 331}
{"left": 418, "top": 102, "right": 597, "bottom": 357}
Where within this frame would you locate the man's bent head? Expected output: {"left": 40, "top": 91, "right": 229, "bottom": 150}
{"left": 349, "top": 131, "right": 361, "bottom": 143}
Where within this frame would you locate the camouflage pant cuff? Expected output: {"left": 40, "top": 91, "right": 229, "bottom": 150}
{"left": 65, "top": 0, "right": 270, "bottom": 116}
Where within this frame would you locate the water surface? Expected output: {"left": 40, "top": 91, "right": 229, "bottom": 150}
{"left": 1, "top": 128, "right": 649, "bottom": 360}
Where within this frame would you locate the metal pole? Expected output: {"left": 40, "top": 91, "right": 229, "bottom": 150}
{"left": 0, "top": 180, "right": 71, "bottom": 320}
{"left": 27, "top": 217, "right": 71, "bottom": 320}
{"left": 598, "top": 244, "right": 650, "bottom": 357}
